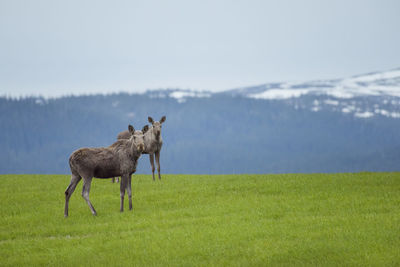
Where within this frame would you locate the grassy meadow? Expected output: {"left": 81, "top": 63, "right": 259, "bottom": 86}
{"left": 0, "top": 173, "right": 399, "bottom": 266}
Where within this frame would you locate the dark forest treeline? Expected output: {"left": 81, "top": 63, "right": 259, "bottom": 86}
{"left": 1, "top": 93, "right": 400, "bottom": 174}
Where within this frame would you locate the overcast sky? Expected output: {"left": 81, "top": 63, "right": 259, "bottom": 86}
{"left": 1, "top": 0, "right": 399, "bottom": 97}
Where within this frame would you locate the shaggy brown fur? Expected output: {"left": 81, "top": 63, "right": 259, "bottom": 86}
{"left": 64, "top": 125, "right": 149, "bottom": 217}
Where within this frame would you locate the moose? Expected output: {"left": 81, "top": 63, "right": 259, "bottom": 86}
{"left": 64, "top": 125, "right": 149, "bottom": 217}
{"left": 117, "top": 116, "right": 166, "bottom": 181}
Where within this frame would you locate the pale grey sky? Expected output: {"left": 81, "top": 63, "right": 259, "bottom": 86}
{"left": 1, "top": 0, "right": 399, "bottom": 97}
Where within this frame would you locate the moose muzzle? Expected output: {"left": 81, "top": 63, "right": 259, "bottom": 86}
{"left": 137, "top": 143, "right": 145, "bottom": 152}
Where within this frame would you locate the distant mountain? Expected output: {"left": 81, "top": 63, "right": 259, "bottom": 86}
{"left": 141, "top": 68, "right": 400, "bottom": 119}
{"left": 222, "top": 68, "right": 400, "bottom": 119}
{"left": 1, "top": 68, "right": 400, "bottom": 174}
{"left": 228, "top": 68, "right": 400, "bottom": 98}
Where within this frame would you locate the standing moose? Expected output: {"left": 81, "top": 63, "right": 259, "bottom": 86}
{"left": 64, "top": 125, "right": 149, "bottom": 217}
{"left": 145, "top": 116, "right": 166, "bottom": 181}
{"left": 117, "top": 116, "right": 166, "bottom": 181}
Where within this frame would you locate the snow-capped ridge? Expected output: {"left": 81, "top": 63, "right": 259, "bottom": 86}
{"left": 143, "top": 68, "right": 400, "bottom": 119}
{"left": 244, "top": 68, "right": 400, "bottom": 100}
{"left": 225, "top": 68, "right": 400, "bottom": 119}
{"left": 145, "top": 89, "right": 211, "bottom": 103}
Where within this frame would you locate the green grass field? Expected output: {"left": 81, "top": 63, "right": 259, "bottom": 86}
{"left": 0, "top": 173, "right": 399, "bottom": 266}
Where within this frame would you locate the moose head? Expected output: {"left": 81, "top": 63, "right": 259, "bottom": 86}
{"left": 128, "top": 124, "right": 149, "bottom": 152}
{"left": 148, "top": 116, "right": 166, "bottom": 140}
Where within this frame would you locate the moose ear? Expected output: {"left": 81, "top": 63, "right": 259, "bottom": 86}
{"left": 128, "top": 125, "right": 135, "bottom": 133}
{"left": 142, "top": 125, "right": 149, "bottom": 134}
{"left": 148, "top": 116, "right": 154, "bottom": 124}
{"left": 160, "top": 116, "right": 166, "bottom": 124}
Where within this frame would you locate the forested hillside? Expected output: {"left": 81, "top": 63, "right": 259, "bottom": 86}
{"left": 1, "top": 91, "right": 400, "bottom": 174}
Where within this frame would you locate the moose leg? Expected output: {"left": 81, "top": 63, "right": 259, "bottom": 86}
{"left": 64, "top": 174, "right": 82, "bottom": 217}
{"left": 81, "top": 177, "right": 97, "bottom": 216}
{"left": 120, "top": 174, "right": 128, "bottom": 212}
{"left": 155, "top": 150, "right": 161, "bottom": 180}
{"left": 149, "top": 154, "right": 155, "bottom": 181}
{"left": 127, "top": 174, "right": 133, "bottom": 210}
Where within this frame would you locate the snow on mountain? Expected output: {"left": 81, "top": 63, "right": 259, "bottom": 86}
{"left": 145, "top": 68, "right": 400, "bottom": 119}
{"left": 246, "top": 68, "right": 400, "bottom": 100}
{"left": 146, "top": 89, "right": 211, "bottom": 103}
{"left": 227, "top": 68, "right": 400, "bottom": 119}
